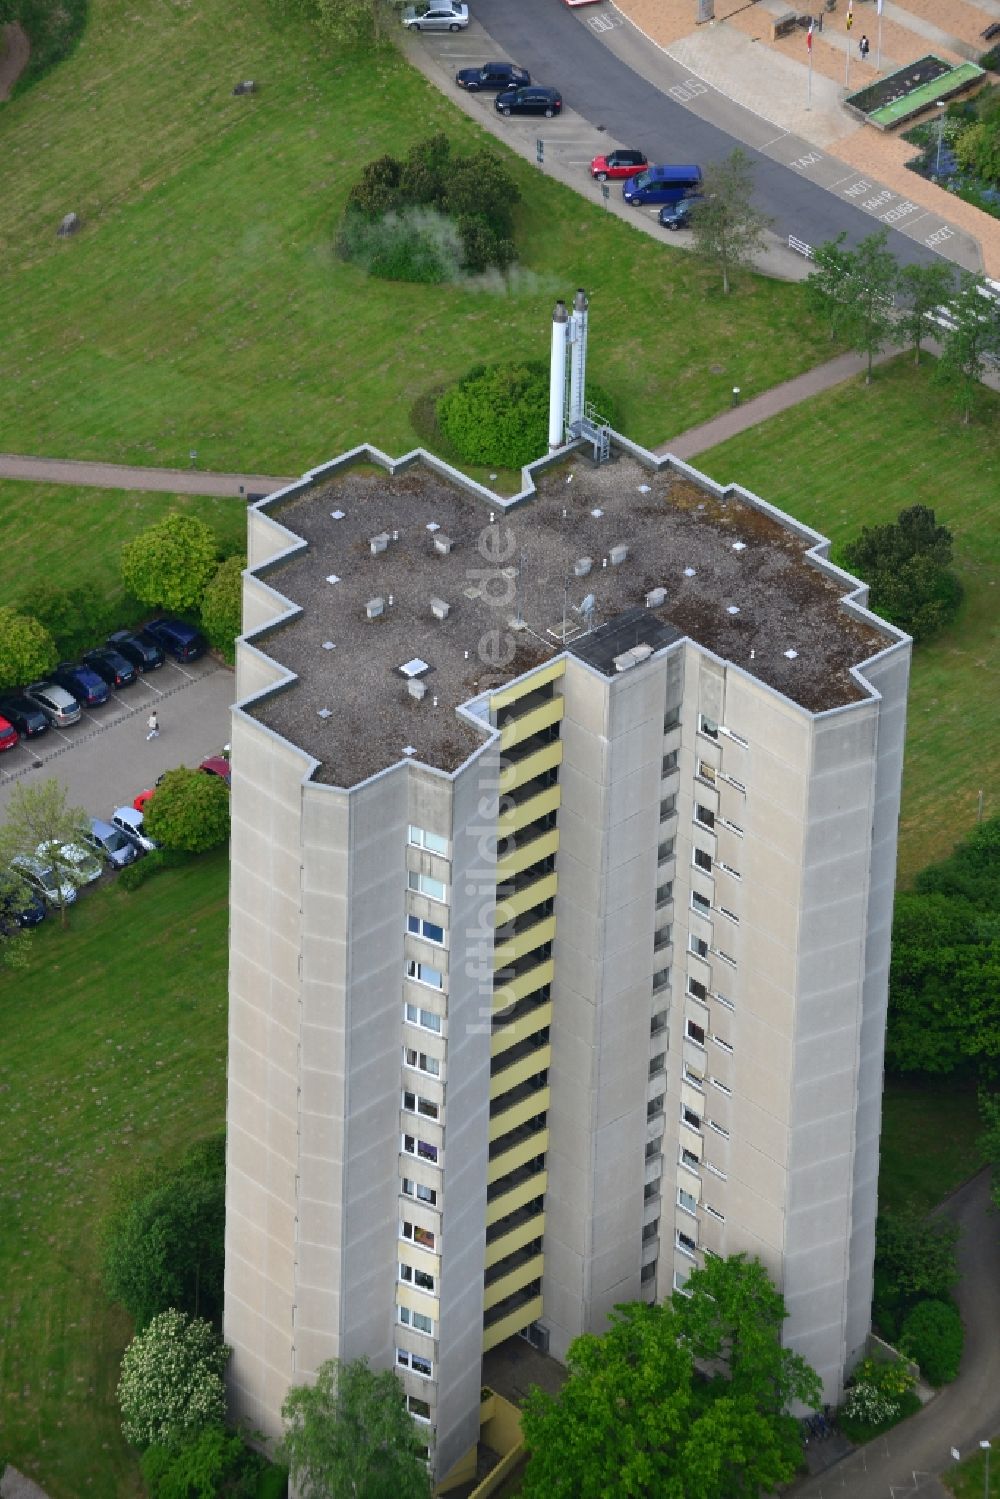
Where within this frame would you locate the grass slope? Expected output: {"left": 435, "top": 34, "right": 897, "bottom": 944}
{"left": 696, "top": 357, "right": 1000, "bottom": 883}
{"left": 0, "top": 0, "right": 835, "bottom": 473}
{"left": 878, "top": 1076, "right": 984, "bottom": 1217}
{"left": 0, "top": 853, "right": 230, "bottom": 1497}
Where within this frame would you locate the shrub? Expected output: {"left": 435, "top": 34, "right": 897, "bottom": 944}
{"left": 117, "top": 848, "right": 190, "bottom": 891}
{"left": 144, "top": 768, "right": 230, "bottom": 854}
{"left": 842, "top": 504, "right": 962, "bottom": 642}
{"left": 436, "top": 361, "right": 617, "bottom": 469}
{"left": 118, "top": 1310, "right": 229, "bottom": 1449}
{"left": 141, "top": 1423, "right": 244, "bottom": 1498}
{"left": 23, "top": 581, "right": 123, "bottom": 660}
{"left": 200, "top": 555, "right": 245, "bottom": 664}
{"left": 0, "top": 606, "right": 58, "bottom": 690}
{"left": 120, "top": 512, "right": 220, "bottom": 615}
{"left": 8, "top": 0, "right": 89, "bottom": 94}
{"left": 900, "top": 1299, "right": 964, "bottom": 1385}
{"left": 841, "top": 1355, "right": 917, "bottom": 1434}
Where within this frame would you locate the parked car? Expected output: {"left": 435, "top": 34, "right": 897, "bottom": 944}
{"left": 106, "top": 630, "right": 165, "bottom": 672}
{"left": 50, "top": 662, "right": 111, "bottom": 709}
{"left": 22, "top": 681, "right": 82, "bottom": 728}
{"left": 84, "top": 818, "right": 139, "bottom": 870}
{"left": 199, "top": 756, "right": 232, "bottom": 785}
{"left": 141, "top": 617, "right": 208, "bottom": 663}
{"left": 10, "top": 854, "right": 78, "bottom": 906}
{"left": 111, "top": 806, "right": 159, "bottom": 854}
{"left": 495, "top": 84, "right": 562, "bottom": 118}
{"left": 456, "top": 62, "right": 529, "bottom": 92}
{"left": 0, "top": 877, "right": 46, "bottom": 930}
{"left": 133, "top": 788, "right": 156, "bottom": 813}
{"left": 623, "top": 164, "right": 703, "bottom": 206}
{"left": 36, "top": 839, "right": 103, "bottom": 886}
{"left": 82, "top": 647, "right": 139, "bottom": 689}
{"left": 0, "top": 714, "right": 19, "bottom": 753}
{"left": 658, "top": 197, "right": 701, "bottom": 230}
{"left": 0, "top": 695, "right": 50, "bottom": 739}
{"left": 401, "top": 2, "right": 468, "bottom": 30}
{"left": 590, "top": 149, "right": 647, "bottom": 181}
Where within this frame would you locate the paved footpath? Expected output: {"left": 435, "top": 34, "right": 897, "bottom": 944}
{"left": 0, "top": 452, "right": 293, "bottom": 497}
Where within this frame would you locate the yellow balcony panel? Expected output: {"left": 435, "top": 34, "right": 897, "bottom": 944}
{"left": 495, "top": 830, "right": 559, "bottom": 883}
{"left": 492, "top": 958, "right": 554, "bottom": 1014}
{"left": 485, "top": 1212, "right": 545, "bottom": 1270}
{"left": 487, "top": 1129, "right": 549, "bottom": 1186}
{"left": 489, "top": 1085, "right": 551, "bottom": 1142}
{"left": 492, "top": 916, "right": 556, "bottom": 971}
{"left": 497, "top": 785, "right": 561, "bottom": 839}
{"left": 483, "top": 1294, "right": 544, "bottom": 1354}
{"left": 493, "top": 872, "right": 558, "bottom": 928}
{"left": 491, "top": 1002, "right": 553, "bottom": 1059}
{"left": 499, "top": 697, "right": 564, "bottom": 753}
{"left": 490, "top": 660, "right": 565, "bottom": 714}
{"left": 490, "top": 1043, "right": 552, "bottom": 1102}
{"left": 483, "top": 1253, "right": 545, "bottom": 1312}
{"left": 485, "top": 1170, "right": 548, "bottom": 1227}
{"left": 498, "top": 740, "right": 563, "bottom": 795}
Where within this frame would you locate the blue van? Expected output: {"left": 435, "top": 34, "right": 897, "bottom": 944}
{"left": 623, "top": 164, "right": 703, "bottom": 206}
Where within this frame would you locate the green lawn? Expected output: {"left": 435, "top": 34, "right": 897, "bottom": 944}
{"left": 944, "top": 1438, "right": 1000, "bottom": 1498}
{"left": 0, "top": 482, "right": 248, "bottom": 622}
{"left": 0, "top": 852, "right": 230, "bottom": 1498}
{"left": 878, "top": 1075, "right": 984, "bottom": 1217}
{"left": 0, "top": 0, "right": 836, "bottom": 475}
{"left": 696, "top": 356, "right": 1000, "bottom": 884}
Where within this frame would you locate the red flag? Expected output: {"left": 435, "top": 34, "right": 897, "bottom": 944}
{"left": 807, "top": 19, "right": 813, "bottom": 50}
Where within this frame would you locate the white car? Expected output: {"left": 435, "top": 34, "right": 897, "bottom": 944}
{"left": 10, "top": 854, "right": 79, "bottom": 907}
{"left": 402, "top": 2, "right": 469, "bottom": 31}
{"left": 111, "top": 806, "right": 159, "bottom": 855}
{"left": 36, "top": 839, "right": 103, "bottom": 886}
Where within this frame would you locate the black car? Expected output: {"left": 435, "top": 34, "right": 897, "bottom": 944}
{"left": 82, "top": 647, "right": 139, "bottom": 689}
{"left": 658, "top": 197, "right": 702, "bottom": 231}
{"left": 50, "top": 662, "right": 111, "bottom": 708}
{"left": 495, "top": 85, "right": 562, "bottom": 118}
{"left": 106, "top": 629, "right": 165, "bottom": 671}
{"left": 0, "top": 695, "right": 50, "bottom": 738}
{"left": 141, "top": 617, "right": 208, "bottom": 663}
{"left": 0, "top": 877, "right": 46, "bottom": 931}
{"left": 456, "top": 62, "right": 529, "bottom": 92}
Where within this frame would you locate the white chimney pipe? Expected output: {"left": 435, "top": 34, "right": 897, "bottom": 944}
{"left": 548, "top": 300, "right": 569, "bottom": 450}
{"left": 568, "top": 287, "right": 589, "bottom": 432}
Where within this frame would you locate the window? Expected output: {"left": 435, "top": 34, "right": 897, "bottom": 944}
{"left": 698, "top": 714, "right": 719, "bottom": 740}
{"left": 403, "top": 1090, "right": 440, "bottom": 1121}
{"left": 705, "top": 1160, "right": 728, "bottom": 1181}
{"left": 718, "top": 815, "right": 744, "bottom": 838}
{"left": 718, "top": 905, "right": 739, "bottom": 925}
{"left": 708, "top": 1118, "right": 730, "bottom": 1140}
{"left": 408, "top": 871, "right": 447, "bottom": 903}
{"left": 714, "top": 991, "right": 735, "bottom": 1013}
{"left": 664, "top": 709, "right": 681, "bottom": 731}
{"left": 673, "top": 1268, "right": 690, "bottom": 1293}
{"left": 680, "top": 1147, "right": 700, "bottom": 1171}
{"left": 691, "top": 890, "right": 711, "bottom": 916}
{"left": 404, "top": 1047, "right": 441, "bottom": 1078}
{"left": 658, "top": 838, "right": 675, "bottom": 861}
{"left": 719, "top": 771, "right": 747, "bottom": 794}
{"left": 682, "top": 1104, "right": 701, "bottom": 1130}
{"left": 402, "top": 1134, "right": 439, "bottom": 1164}
{"left": 676, "top": 1229, "right": 698, "bottom": 1256}
{"left": 407, "top": 915, "right": 445, "bottom": 945}
{"left": 711, "top": 1077, "right": 732, "bottom": 1096}
{"left": 407, "top": 1395, "right": 432, "bottom": 1423}
{"left": 686, "top": 1018, "right": 706, "bottom": 1047}
{"left": 408, "top": 825, "right": 449, "bottom": 856}
{"left": 652, "top": 967, "right": 671, "bottom": 993}
{"left": 648, "top": 1053, "right": 665, "bottom": 1077}
{"left": 406, "top": 959, "right": 443, "bottom": 990}
{"left": 400, "top": 1263, "right": 436, "bottom": 1293}
{"left": 404, "top": 1003, "right": 442, "bottom": 1034}
{"left": 718, "top": 861, "right": 742, "bottom": 881}
{"left": 650, "top": 1009, "right": 667, "bottom": 1036}
{"left": 645, "top": 1139, "right": 660, "bottom": 1161}
{"left": 656, "top": 881, "right": 673, "bottom": 905}
{"left": 401, "top": 1220, "right": 437, "bottom": 1251}
{"left": 397, "top": 1348, "right": 433, "bottom": 1379}
{"left": 402, "top": 1178, "right": 438, "bottom": 1206}
{"left": 398, "top": 1305, "right": 434, "bottom": 1336}
{"left": 641, "top": 1259, "right": 657, "bottom": 1284}
{"left": 662, "top": 751, "right": 678, "bottom": 773}
{"left": 721, "top": 727, "right": 749, "bottom": 748}
{"left": 714, "top": 948, "right": 737, "bottom": 969}
{"left": 704, "top": 1203, "right": 725, "bottom": 1222}
{"left": 683, "top": 1063, "right": 704, "bottom": 1090}
{"left": 693, "top": 848, "right": 712, "bottom": 874}
{"left": 660, "top": 796, "right": 676, "bottom": 820}
{"left": 647, "top": 1095, "right": 665, "bottom": 1121}
{"left": 643, "top": 1180, "right": 659, "bottom": 1202}
{"left": 694, "top": 804, "right": 715, "bottom": 830}
{"left": 688, "top": 936, "right": 708, "bottom": 961}
{"left": 677, "top": 1187, "right": 697, "bottom": 1215}
{"left": 697, "top": 759, "right": 717, "bottom": 785}
{"left": 713, "top": 1034, "right": 734, "bottom": 1055}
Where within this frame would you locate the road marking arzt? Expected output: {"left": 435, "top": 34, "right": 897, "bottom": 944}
{"left": 668, "top": 77, "right": 708, "bottom": 102}
{"left": 926, "top": 225, "right": 955, "bottom": 246}
{"left": 588, "top": 12, "right": 623, "bottom": 32}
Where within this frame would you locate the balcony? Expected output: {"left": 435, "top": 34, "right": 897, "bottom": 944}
{"left": 492, "top": 995, "right": 553, "bottom": 1057}
{"left": 497, "top": 784, "right": 560, "bottom": 839}
{"left": 499, "top": 695, "right": 564, "bottom": 753}
{"left": 492, "top": 955, "right": 554, "bottom": 1012}
{"left": 485, "top": 1208, "right": 545, "bottom": 1269}
{"left": 494, "top": 870, "right": 557, "bottom": 928}
{"left": 492, "top": 914, "right": 556, "bottom": 971}
{"left": 490, "top": 659, "right": 565, "bottom": 715}
{"left": 482, "top": 1287, "right": 544, "bottom": 1353}
{"left": 483, "top": 1248, "right": 545, "bottom": 1312}
{"left": 490, "top": 1042, "right": 551, "bottom": 1104}
{"left": 495, "top": 829, "right": 559, "bottom": 883}
{"left": 498, "top": 737, "right": 563, "bottom": 795}
{"left": 485, "top": 1163, "right": 548, "bottom": 1225}
{"left": 489, "top": 1084, "right": 551, "bottom": 1145}
{"left": 488, "top": 1120, "right": 549, "bottom": 1186}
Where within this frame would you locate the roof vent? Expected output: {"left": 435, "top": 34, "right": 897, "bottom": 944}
{"left": 631, "top": 643, "right": 653, "bottom": 663}
{"left": 646, "top": 587, "right": 667, "bottom": 608}
{"left": 331, "top": 509, "right": 345, "bottom": 521}
{"left": 326, "top": 573, "right": 341, "bottom": 586}
{"left": 322, "top": 640, "right": 336, "bottom": 651}
{"left": 727, "top": 605, "right": 740, "bottom": 615}
{"left": 400, "top": 658, "right": 429, "bottom": 679}
{"left": 426, "top": 522, "right": 441, "bottom": 533}
{"left": 408, "top": 679, "right": 427, "bottom": 701}
{"left": 573, "top": 557, "right": 593, "bottom": 577}
{"left": 370, "top": 533, "right": 389, "bottom": 555}
{"left": 610, "top": 544, "right": 628, "bottom": 566}
{"left": 613, "top": 650, "right": 637, "bottom": 673}
{"left": 434, "top": 534, "right": 453, "bottom": 555}
{"left": 732, "top": 541, "right": 747, "bottom": 552}
{"left": 366, "top": 597, "right": 384, "bottom": 620}
{"left": 683, "top": 567, "right": 696, "bottom": 578}
{"left": 784, "top": 648, "right": 799, "bottom": 660}
{"left": 430, "top": 597, "right": 450, "bottom": 621}
{"left": 591, "top": 507, "right": 604, "bottom": 518}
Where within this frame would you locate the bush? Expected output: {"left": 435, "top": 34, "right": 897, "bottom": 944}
{"left": 900, "top": 1299, "right": 964, "bottom": 1385}
{"left": 26, "top": 581, "right": 124, "bottom": 660}
{"left": 200, "top": 555, "right": 245, "bottom": 665}
{"left": 118, "top": 1310, "right": 229, "bottom": 1450}
{"left": 842, "top": 504, "right": 962, "bottom": 642}
{"left": 436, "top": 361, "right": 618, "bottom": 469}
{"left": 840, "top": 1355, "right": 918, "bottom": 1438}
{"left": 7, "top": 0, "right": 89, "bottom": 94}
{"left": 120, "top": 512, "right": 221, "bottom": 615}
{"left": 144, "top": 768, "right": 230, "bottom": 854}
{"left": 0, "top": 606, "right": 58, "bottom": 690}
{"left": 141, "top": 1423, "right": 244, "bottom": 1498}
{"left": 117, "top": 848, "right": 190, "bottom": 891}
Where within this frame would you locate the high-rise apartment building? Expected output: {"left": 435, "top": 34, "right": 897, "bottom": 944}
{"left": 224, "top": 438, "right": 909, "bottom": 1480}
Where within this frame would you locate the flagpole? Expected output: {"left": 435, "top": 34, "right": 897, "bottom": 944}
{"left": 807, "top": 20, "right": 813, "bottom": 109}
{"left": 876, "top": 0, "right": 883, "bottom": 71}
{"left": 845, "top": 0, "right": 853, "bottom": 88}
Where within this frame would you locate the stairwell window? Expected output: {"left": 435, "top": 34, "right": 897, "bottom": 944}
{"left": 402, "top": 1134, "right": 439, "bottom": 1164}
{"left": 397, "top": 1348, "right": 433, "bottom": 1379}
{"left": 407, "top": 915, "right": 446, "bottom": 945}
{"left": 398, "top": 1305, "right": 434, "bottom": 1336}
{"left": 712, "top": 1034, "right": 734, "bottom": 1055}
{"left": 676, "top": 1228, "right": 698, "bottom": 1257}
{"left": 693, "top": 848, "right": 713, "bottom": 874}
{"left": 711, "top": 1077, "right": 732, "bottom": 1096}
{"left": 694, "top": 804, "right": 716, "bottom": 831}
{"left": 402, "top": 1178, "right": 438, "bottom": 1206}
{"left": 708, "top": 1118, "right": 730, "bottom": 1140}
{"left": 399, "top": 1263, "right": 436, "bottom": 1294}
{"left": 401, "top": 1220, "right": 437, "bottom": 1251}
{"left": 408, "top": 826, "right": 449, "bottom": 857}
{"left": 698, "top": 715, "right": 719, "bottom": 740}
{"left": 407, "top": 1395, "right": 432, "bottom": 1423}
{"left": 403, "top": 1090, "right": 440, "bottom": 1121}
{"left": 408, "top": 871, "right": 447, "bottom": 903}
{"left": 404, "top": 1003, "right": 442, "bottom": 1034}
{"left": 404, "top": 1047, "right": 441, "bottom": 1078}
{"left": 406, "top": 960, "right": 443, "bottom": 991}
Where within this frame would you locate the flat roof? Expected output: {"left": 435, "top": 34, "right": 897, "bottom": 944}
{"left": 246, "top": 450, "right": 892, "bottom": 788}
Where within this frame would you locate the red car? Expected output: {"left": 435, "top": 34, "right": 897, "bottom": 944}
{"left": 0, "top": 714, "right": 19, "bottom": 752}
{"left": 133, "top": 788, "right": 155, "bottom": 812}
{"left": 590, "top": 149, "right": 648, "bottom": 181}
{"left": 199, "top": 756, "right": 231, "bottom": 785}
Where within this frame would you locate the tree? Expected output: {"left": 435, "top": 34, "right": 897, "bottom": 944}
{"left": 117, "top": 1310, "right": 229, "bottom": 1450}
{"left": 120, "top": 512, "right": 220, "bottom": 615}
{"left": 144, "top": 767, "right": 230, "bottom": 854}
{"left": 280, "top": 1356, "right": 432, "bottom": 1499}
{"left": 842, "top": 504, "right": 962, "bottom": 642}
{"left": 0, "top": 605, "right": 57, "bottom": 690}
{"left": 521, "top": 1257, "right": 820, "bottom": 1499}
{"left": 398, "top": 132, "right": 453, "bottom": 207}
{"left": 437, "top": 361, "right": 617, "bottom": 468}
{"left": 690, "top": 148, "right": 771, "bottom": 295}
{"left": 805, "top": 233, "right": 857, "bottom": 343}
{"left": 141, "top": 1423, "right": 245, "bottom": 1499}
{"left": 0, "top": 778, "right": 91, "bottom": 928}
{"left": 933, "top": 273, "right": 1000, "bottom": 424}
{"left": 0, "top": 868, "right": 33, "bottom": 970}
{"left": 441, "top": 149, "right": 520, "bottom": 243}
{"left": 200, "top": 554, "right": 245, "bottom": 664}
{"left": 899, "top": 1300, "right": 964, "bottom": 1385}
{"left": 103, "top": 1134, "right": 226, "bottom": 1331}
{"left": 26, "top": 581, "right": 121, "bottom": 659}
{"left": 806, "top": 231, "right": 897, "bottom": 382}
{"left": 896, "top": 260, "right": 955, "bottom": 366}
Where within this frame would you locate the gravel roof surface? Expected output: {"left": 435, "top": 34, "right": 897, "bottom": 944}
{"left": 249, "top": 452, "right": 890, "bottom": 788}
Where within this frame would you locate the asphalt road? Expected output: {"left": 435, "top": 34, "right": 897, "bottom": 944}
{"left": 471, "top": 0, "right": 947, "bottom": 269}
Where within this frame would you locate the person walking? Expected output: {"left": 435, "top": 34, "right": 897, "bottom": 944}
{"left": 859, "top": 33, "right": 870, "bottom": 60}
{"left": 146, "top": 711, "right": 160, "bottom": 741}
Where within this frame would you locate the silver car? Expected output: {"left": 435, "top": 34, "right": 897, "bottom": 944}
{"left": 23, "top": 680, "right": 82, "bottom": 727}
{"left": 111, "top": 806, "right": 159, "bottom": 855}
{"left": 402, "top": 2, "right": 469, "bottom": 30}
{"left": 85, "top": 818, "right": 139, "bottom": 870}
{"left": 10, "top": 854, "right": 79, "bottom": 907}
{"left": 36, "top": 839, "right": 103, "bottom": 886}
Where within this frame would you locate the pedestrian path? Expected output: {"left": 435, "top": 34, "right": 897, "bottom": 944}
{"left": 0, "top": 452, "right": 292, "bottom": 497}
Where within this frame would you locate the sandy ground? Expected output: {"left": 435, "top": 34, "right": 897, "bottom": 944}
{"left": 0, "top": 22, "right": 29, "bottom": 101}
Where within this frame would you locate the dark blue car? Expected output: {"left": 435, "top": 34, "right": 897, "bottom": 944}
{"left": 50, "top": 662, "right": 110, "bottom": 708}
{"left": 141, "top": 617, "right": 208, "bottom": 663}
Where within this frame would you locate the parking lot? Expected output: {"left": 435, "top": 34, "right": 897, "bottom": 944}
{"left": 0, "top": 656, "right": 234, "bottom": 828}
